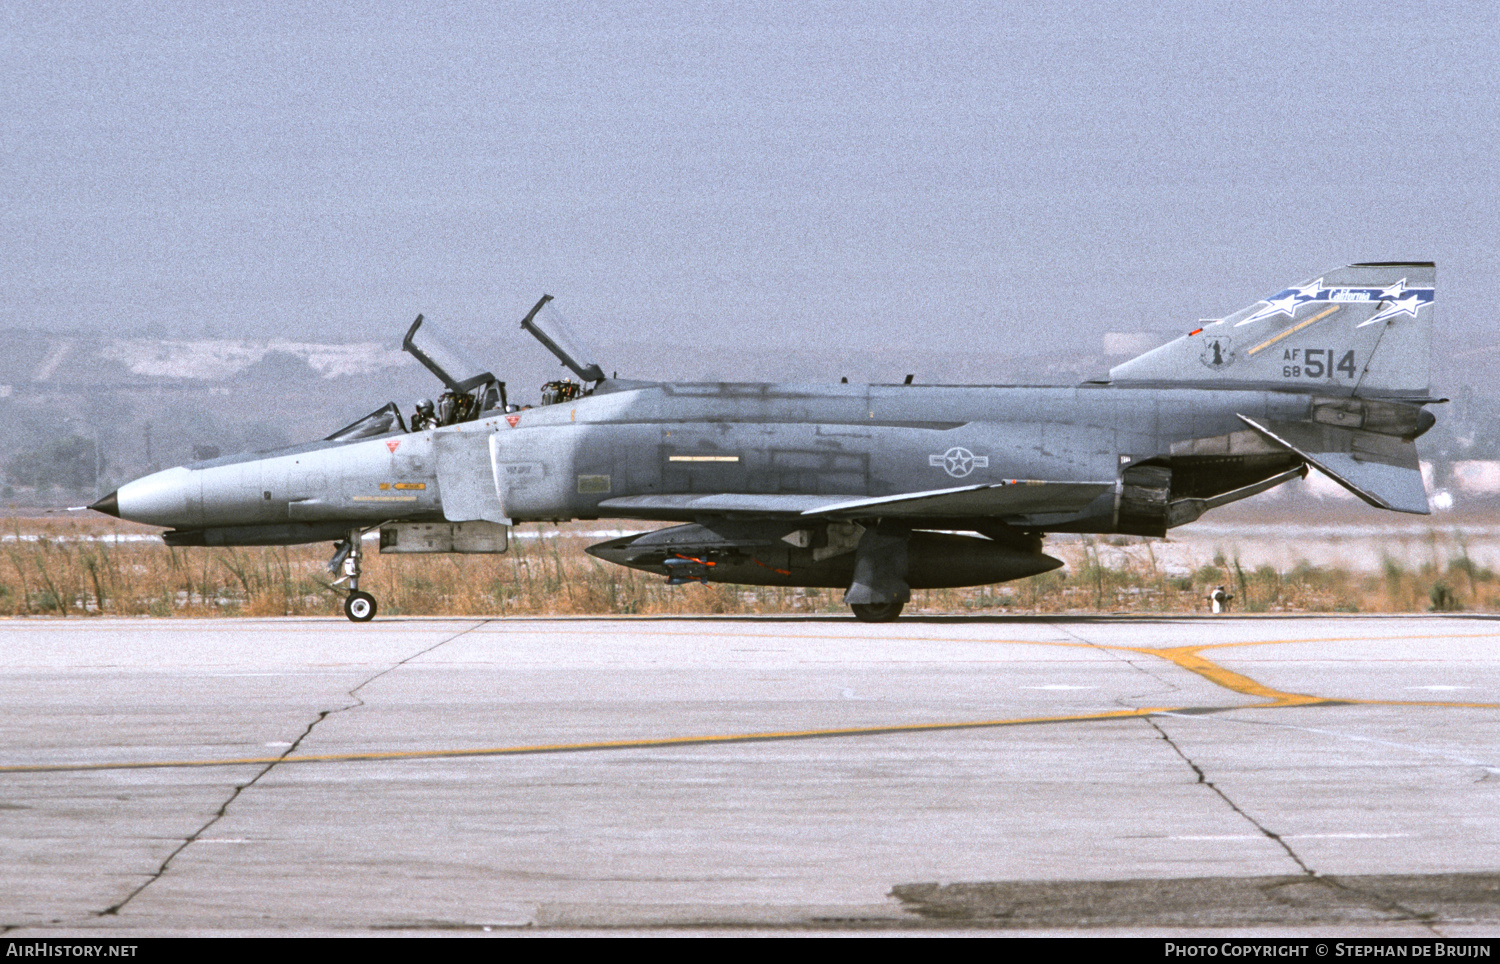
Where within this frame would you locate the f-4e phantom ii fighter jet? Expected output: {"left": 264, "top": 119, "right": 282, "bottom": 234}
{"left": 91, "top": 262, "right": 1440, "bottom": 622}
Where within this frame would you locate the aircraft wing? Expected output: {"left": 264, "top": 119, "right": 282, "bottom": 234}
{"left": 597, "top": 494, "right": 843, "bottom": 518}
{"left": 597, "top": 480, "right": 1115, "bottom": 521}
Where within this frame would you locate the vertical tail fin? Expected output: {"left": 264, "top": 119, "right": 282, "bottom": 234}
{"left": 1110, "top": 263, "right": 1434, "bottom": 398}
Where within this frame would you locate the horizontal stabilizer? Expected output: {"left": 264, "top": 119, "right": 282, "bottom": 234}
{"left": 1237, "top": 415, "right": 1429, "bottom": 514}
{"left": 598, "top": 481, "right": 1115, "bottom": 521}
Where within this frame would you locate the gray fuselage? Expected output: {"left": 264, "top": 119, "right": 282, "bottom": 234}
{"left": 111, "top": 379, "right": 1324, "bottom": 539}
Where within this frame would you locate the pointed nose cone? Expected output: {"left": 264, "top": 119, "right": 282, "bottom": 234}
{"left": 109, "top": 466, "right": 198, "bottom": 528}
{"left": 89, "top": 490, "right": 120, "bottom": 518}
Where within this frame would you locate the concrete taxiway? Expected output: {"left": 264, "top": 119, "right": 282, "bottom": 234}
{"left": 1, "top": 614, "right": 1498, "bottom": 935}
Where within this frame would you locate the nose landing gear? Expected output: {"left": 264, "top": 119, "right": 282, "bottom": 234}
{"left": 331, "top": 529, "right": 379, "bottom": 622}
{"left": 344, "top": 590, "right": 377, "bottom": 621}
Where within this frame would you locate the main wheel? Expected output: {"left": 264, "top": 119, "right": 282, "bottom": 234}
{"left": 850, "top": 601, "right": 904, "bottom": 623}
{"left": 344, "top": 591, "right": 377, "bottom": 622}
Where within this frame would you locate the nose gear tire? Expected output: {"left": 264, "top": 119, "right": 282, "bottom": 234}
{"left": 344, "top": 591, "right": 377, "bottom": 622}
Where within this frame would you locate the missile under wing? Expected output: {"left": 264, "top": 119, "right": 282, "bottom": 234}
{"left": 92, "top": 264, "right": 1440, "bottom": 622}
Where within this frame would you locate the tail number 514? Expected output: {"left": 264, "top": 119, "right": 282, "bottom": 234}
{"left": 1284, "top": 349, "right": 1357, "bottom": 379}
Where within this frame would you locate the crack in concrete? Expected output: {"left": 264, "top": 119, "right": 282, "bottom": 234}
{"left": 1147, "top": 714, "right": 1440, "bottom": 932}
{"left": 92, "top": 619, "right": 493, "bottom": 919}
{"left": 1055, "top": 625, "right": 1316, "bottom": 874}
{"left": 1051, "top": 622, "right": 1186, "bottom": 705}
{"left": 1057, "top": 622, "right": 1441, "bottom": 933}
{"left": 1145, "top": 714, "right": 1314, "bottom": 875}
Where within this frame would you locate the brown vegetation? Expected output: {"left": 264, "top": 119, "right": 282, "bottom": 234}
{"left": 2, "top": 516, "right": 1496, "bottom": 618}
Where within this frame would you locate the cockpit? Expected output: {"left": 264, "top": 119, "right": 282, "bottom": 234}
{"left": 401, "top": 314, "right": 508, "bottom": 429}
{"left": 327, "top": 296, "right": 610, "bottom": 443}
{"left": 324, "top": 402, "right": 409, "bottom": 442}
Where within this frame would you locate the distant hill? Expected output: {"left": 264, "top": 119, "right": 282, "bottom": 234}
{"left": 0, "top": 330, "right": 409, "bottom": 388}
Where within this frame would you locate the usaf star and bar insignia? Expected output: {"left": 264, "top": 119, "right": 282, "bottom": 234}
{"left": 929, "top": 446, "right": 989, "bottom": 478}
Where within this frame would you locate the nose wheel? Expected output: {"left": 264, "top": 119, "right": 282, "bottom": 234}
{"left": 344, "top": 590, "right": 377, "bottom": 622}
{"left": 331, "top": 529, "right": 379, "bottom": 622}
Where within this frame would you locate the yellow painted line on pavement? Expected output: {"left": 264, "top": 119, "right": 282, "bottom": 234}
{"left": 0, "top": 706, "right": 1180, "bottom": 775}
{"left": 1187, "top": 631, "right": 1500, "bottom": 652}
{"left": 1336, "top": 698, "right": 1500, "bottom": 710}
{"left": 1121, "top": 633, "right": 1500, "bottom": 707}
{"left": 1127, "top": 645, "right": 1321, "bottom": 705}
{"left": 2, "top": 623, "right": 1497, "bottom": 775}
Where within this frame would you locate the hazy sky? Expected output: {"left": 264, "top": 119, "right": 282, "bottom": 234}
{"left": 4, "top": 1, "right": 1497, "bottom": 383}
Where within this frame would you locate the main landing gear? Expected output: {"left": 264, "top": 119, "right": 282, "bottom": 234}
{"left": 844, "top": 522, "right": 910, "bottom": 623}
{"left": 850, "top": 601, "right": 905, "bottom": 623}
{"left": 331, "top": 529, "right": 378, "bottom": 622}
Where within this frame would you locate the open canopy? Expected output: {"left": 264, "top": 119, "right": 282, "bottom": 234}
{"left": 520, "top": 295, "right": 606, "bottom": 383}
{"left": 402, "top": 315, "right": 498, "bottom": 393}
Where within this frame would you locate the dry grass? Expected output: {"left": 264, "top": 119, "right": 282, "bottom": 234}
{"left": 2, "top": 515, "right": 1496, "bottom": 618}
